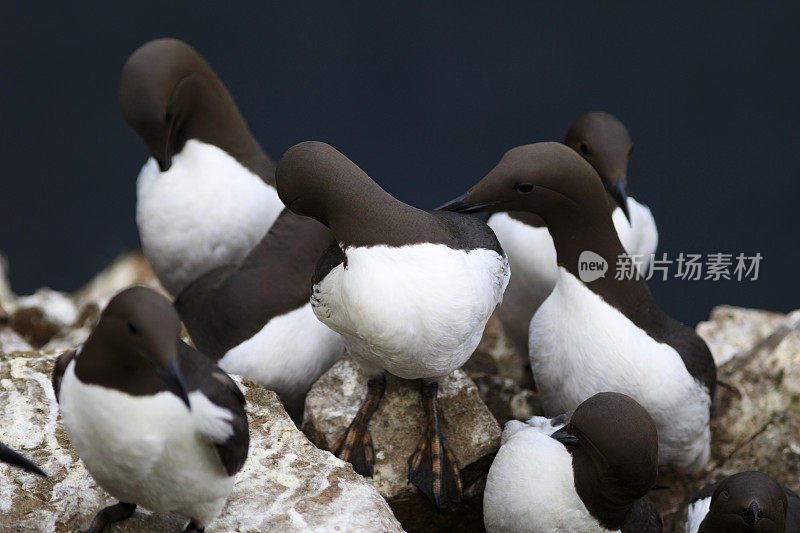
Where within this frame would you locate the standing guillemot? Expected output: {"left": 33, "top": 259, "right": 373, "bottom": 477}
{"left": 174, "top": 208, "right": 345, "bottom": 423}
{"left": 686, "top": 472, "right": 800, "bottom": 533}
{"left": 484, "top": 392, "right": 661, "bottom": 533}
{"left": 439, "top": 142, "right": 716, "bottom": 473}
{"left": 487, "top": 111, "right": 658, "bottom": 355}
{"left": 52, "top": 287, "right": 248, "bottom": 532}
{"left": 275, "top": 141, "right": 510, "bottom": 508}
{"left": 120, "top": 38, "right": 284, "bottom": 295}
{"left": 0, "top": 442, "right": 46, "bottom": 477}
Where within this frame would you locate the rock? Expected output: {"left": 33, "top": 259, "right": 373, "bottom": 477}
{"left": 302, "top": 355, "right": 501, "bottom": 532}
{"left": 463, "top": 314, "right": 530, "bottom": 386}
{"left": 696, "top": 305, "right": 786, "bottom": 366}
{"left": 73, "top": 252, "right": 166, "bottom": 310}
{"left": 651, "top": 307, "right": 800, "bottom": 532}
{"left": 0, "top": 352, "right": 402, "bottom": 532}
{"left": 470, "top": 374, "right": 540, "bottom": 427}
{"left": 463, "top": 314, "right": 541, "bottom": 426}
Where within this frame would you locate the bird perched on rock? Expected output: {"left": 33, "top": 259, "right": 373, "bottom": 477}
{"left": 276, "top": 141, "right": 510, "bottom": 508}
{"left": 0, "top": 442, "right": 46, "bottom": 477}
{"left": 686, "top": 471, "right": 800, "bottom": 533}
{"left": 120, "top": 38, "right": 284, "bottom": 295}
{"left": 484, "top": 392, "right": 661, "bottom": 533}
{"left": 487, "top": 111, "right": 658, "bottom": 355}
{"left": 439, "top": 142, "right": 715, "bottom": 473}
{"left": 52, "top": 287, "right": 248, "bottom": 532}
{"left": 121, "top": 39, "right": 343, "bottom": 421}
{"left": 175, "top": 209, "right": 345, "bottom": 423}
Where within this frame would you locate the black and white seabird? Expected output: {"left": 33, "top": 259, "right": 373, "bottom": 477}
{"left": 174, "top": 208, "right": 345, "bottom": 423}
{"left": 0, "top": 442, "right": 46, "bottom": 477}
{"left": 686, "top": 471, "right": 800, "bottom": 533}
{"left": 120, "top": 38, "right": 284, "bottom": 295}
{"left": 439, "top": 142, "right": 716, "bottom": 473}
{"left": 52, "top": 286, "right": 248, "bottom": 532}
{"left": 484, "top": 392, "right": 661, "bottom": 533}
{"left": 275, "top": 141, "right": 510, "bottom": 508}
{"left": 487, "top": 111, "right": 658, "bottom": 355}
{"left": 121, "top": 39, "right": 343, "bottom": 421}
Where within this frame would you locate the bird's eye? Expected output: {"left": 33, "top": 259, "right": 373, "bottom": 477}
{"left": 580, "top": 143, "right": 591, "bottom": 155}
{"left": 720, "top": 490, "right": 730, "bottom": 501}
{"left": 516, "top": 183, "right": 534, "bottom": 193}
{"left": 128, "top": 322, "right": 138, "bottom": 335}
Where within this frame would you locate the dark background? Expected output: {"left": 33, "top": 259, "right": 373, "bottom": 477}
{"left": 1, "top": 3, "right": 798, "bottom": 326}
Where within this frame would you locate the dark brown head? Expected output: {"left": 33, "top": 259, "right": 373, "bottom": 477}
{"left": 438, "top": 142, "right": 605, "bottom": 219}
{"left": 76, "top": 286, "right": 189, "bottom": 406}
{"left": 564, "top": 112, "right": 633, "bottom": 220}
{"left": 119, "top": 38, "right": 271, "bottom": 179}
{"left": 551, "top": 392, "right": 659, "bottom": 530}
{"left": 276, "top": 141, "right": 428, "bottom": 247}
{"left": 700, "top": 472, "right": 788, "bottom": 532}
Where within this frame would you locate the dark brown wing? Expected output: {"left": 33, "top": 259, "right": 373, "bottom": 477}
{"left": 51, "top": 349, "right": 77, "bottom": 403}
{"left": 175, "top": 208, "right": 335, "bottom": 358}
{"left": 177, "top": 341, "right": 249, "bottom": 476}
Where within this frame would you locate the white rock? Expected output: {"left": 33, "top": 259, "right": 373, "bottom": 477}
{"left": 0, "top": 352, "right": 402, "bottom": 532}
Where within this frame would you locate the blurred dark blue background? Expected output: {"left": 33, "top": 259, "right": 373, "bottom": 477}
{"left": 1, "top": 3, "right": 798, "bottom": 326}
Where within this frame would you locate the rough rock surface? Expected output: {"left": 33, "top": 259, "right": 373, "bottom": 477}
{"left": 653, "top": 307, "right": 800, "bottom": 532}
{"left": 0, "top": 252, "right": 402, "bottom": 532}
{"left": 303, "top": 356, "right": 501, "bottom": 532}
{"left": 463, "top": 315, "right": 539, "bottom": 426}
{"left": 696, "top": 305, "right": 787, "bottom": 366}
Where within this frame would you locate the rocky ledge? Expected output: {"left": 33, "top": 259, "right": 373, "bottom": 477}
{"left": 1, "top": 252, "right": 798, "bottom": 532}
{"left": 0, "top": 253, "right": 401, "bottom": 532}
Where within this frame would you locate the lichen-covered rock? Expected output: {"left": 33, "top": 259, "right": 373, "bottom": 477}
{"left": 0, "top": 352, "right": 402, "bottom": 532}
{"left": 302, "top": 355, "right": 501, "bottom": 532}
{"left": 652, "top": 307, "right": 800, "bottom": 532}
{"left": 696, "top": 305, "right": 786, "bottom": 366}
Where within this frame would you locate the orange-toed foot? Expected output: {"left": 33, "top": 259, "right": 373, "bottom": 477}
{"left": 331, "top": 374, "right": 386, "bottom": 477}
{"left": 407, "top": 380, "right": 463, "bottom": 509}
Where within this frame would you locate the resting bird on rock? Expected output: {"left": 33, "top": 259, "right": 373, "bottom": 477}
{"left": 276, "top": 141, "right": 510, "bottom": 508}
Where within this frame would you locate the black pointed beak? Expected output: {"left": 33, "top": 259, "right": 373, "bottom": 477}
{"left": 435, "top": 191, "right": 499, "bottom": 213}
{"left": 605, "top": 179, "right": 630, "bottom": 222}
{"left": 550, "top": 426, "right": 580, "bottom": 447}
{"left": 0, "top": 443, "right": 47, "bottom": 477}
{"left": 742, "top": 500, "right": 760, "bottom": 525}
{"left": 154, "top": 358, "right": 191, "bottom": 408}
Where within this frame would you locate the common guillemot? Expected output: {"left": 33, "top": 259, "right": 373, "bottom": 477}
{"left": 276, "top": 141, "right": 510, "bottom": 508}
{"left": 484, "top": 392, "right": 661, "bottom": 532}
{"left": 439, "top": 142, "right": 715, "bottom": 473}
{"left": 686, "top": 471, "right": 800, "bottom": 533}
{"left": 175, "top": 208, "right": 345, "bottom": 423}
{"left": 0, "top": 442, "right": 46, "bottom": 477}
{"left": 487, "top": 111, "right": 658, "bottom": 355}
{"left": 52, "top": 287, "right": 248, "bottom": 532}
{"left": 120, "top": 38, "right": 284, "bottom": 295}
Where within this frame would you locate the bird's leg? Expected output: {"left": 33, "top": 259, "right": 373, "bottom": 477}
{"left": 331, "top": 373, "right": 386, "bottom": 477}
{"left": 408, "top": 379, "right": 463, "bottom": 509}
{"left": 83, "top": 501, "right": 136, "bottom": 533}
{"left": 184, "top": 520, "right": 205, "bottom": 532}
